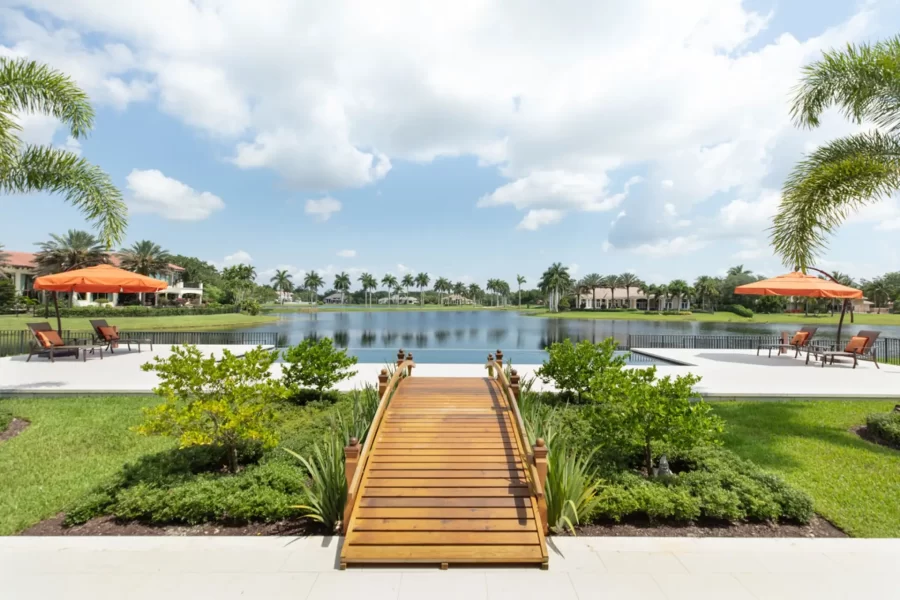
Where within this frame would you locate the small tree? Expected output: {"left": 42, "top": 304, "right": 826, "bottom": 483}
{"left": 281, "top": 337, "right": 359, "bottom": 400}
{"left": 595, "top": 366, "right": 723, "bottom": 476}
{"left": 535, "top": 338, "right": 626, "bottom": 401}
{"left": 137, "top": 345, "right": 283, "bottom": 473}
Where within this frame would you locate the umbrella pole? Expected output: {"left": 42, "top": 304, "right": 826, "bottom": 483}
{"left": 54, "top": 292, "right": 62, "bottom": 335}
{"left": 836, "top": 299, "right": 847, "bottom": 349}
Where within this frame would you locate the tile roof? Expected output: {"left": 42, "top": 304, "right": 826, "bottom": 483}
{"left": 2, "top": 251, "right": 184, "bottom": 271}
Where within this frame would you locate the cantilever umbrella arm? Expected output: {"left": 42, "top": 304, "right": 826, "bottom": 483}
{"left": 798, "top": 266, "right": 852, "bottom": 347}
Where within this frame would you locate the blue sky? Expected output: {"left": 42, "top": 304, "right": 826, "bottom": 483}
{"left": 2, "top": 0, "right": 900, "bottom": 290}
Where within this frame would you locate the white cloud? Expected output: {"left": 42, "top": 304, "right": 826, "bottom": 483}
{"left": 661, "top": 179, "right": 674, "bottom": 189}
{"left": 632, "top": 236, "right": 707, "bottom": 257}
{"left": 397, "top": 263, "right": 410, "bottom": 273}
{"left": 568, "top": 263, "right": 580, "bottom": 276}
{"left": 126, "top": 169, "right": 225, "bottom": 221}
{"left": 224, "top": 250, "right": 253, "bottom": 264}
{"left": 304, "top": 196, "right": 342, "bottom": 221}
{"left": 337, "top": 249, "right": 357, "bottom": 258}
{"left": 517, "top": 208, "right": 564, "bottom": 231}
{"left": 63, "top": 136, "right": 81, "bottom": 156}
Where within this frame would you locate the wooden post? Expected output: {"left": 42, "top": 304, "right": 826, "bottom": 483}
{"left": 487, "top": 353, "right": 494, "bottom": 377}
{"left": 495, "top": 349, "right": 503, "bottom": 368}
{"left": 510, "top": 369, "right": 520, "bottom": 402}
{"left": 377, "top": 368, "right": 389, "bottom": 397}
{"left": 343, "top": 437, "right": 360, "bottom": 533}
{"left": 396, "top": 348, "right": 405, "bottom": 367}
{"left": 406, "top": 353, "right": 414, "bottom": 376}
{"left": 534, "top": 438, "right": 549, "bottom": 534}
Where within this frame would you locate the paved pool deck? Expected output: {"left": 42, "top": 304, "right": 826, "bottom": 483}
{"left": 2, "top": 536, "right": 897, "bottom": 599}
{"left": 2, "top": 346, "right": 898, "bottom": 399}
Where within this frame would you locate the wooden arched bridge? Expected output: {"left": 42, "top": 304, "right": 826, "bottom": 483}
{"left": 340, "top": 350, "right": 549, "bottom": 569}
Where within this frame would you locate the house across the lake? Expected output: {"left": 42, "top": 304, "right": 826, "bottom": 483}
{"left": 378, "top": 295, "right": 418, "bottom": 305}
{"left": 0, "top": 251, "right": 203, "bottom": 306}
{"left": 576, "top": 286, "right": 690, "bottom": 311}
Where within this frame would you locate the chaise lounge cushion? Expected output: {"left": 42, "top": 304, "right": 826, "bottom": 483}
{"left": 36, "top": 330, "right": 64, "bottom": 348}
{"left": 846, "top": 336, "right": 868, "bottom": 354}
{"left": 790, "top": 332, "right": 809, "bottom": 346}
{"left": 98, "top": 326, "right": 119, "bottom": 341}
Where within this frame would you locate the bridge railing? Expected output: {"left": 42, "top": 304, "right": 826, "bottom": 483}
{"left": 486, "top": 350, "right": 549, "bottom": 535}
{"left": 342, "top": 350, "right": 415, "bottom": 533}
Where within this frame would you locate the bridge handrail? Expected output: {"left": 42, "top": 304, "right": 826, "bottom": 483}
{"left": 486, "top": 358, "right": 546, "bottom": 515}
{"left": 343, "top": 357, "right": 414, "bottom": 531}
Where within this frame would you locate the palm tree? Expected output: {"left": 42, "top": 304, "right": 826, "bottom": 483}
{"left": 581, "top": 273, "right": 602, "bottom": 310}
{"left": 434, "top": 277, "right": 451, "bottom": 306}
{"left": 453, "top": 281, "right": 466, "bottom": 304}
{"left": 516, "top": 274, "right": 526, "bottom": 307}
{"left": 726, "top": 265, "right": 753, "bottom": 278}
{"left": 401, "top": 274, "right": 415, "bottom": 304}
{"left": 467, "top": 283, "right": 481, "bottom": 305}
{"left": 358, "top": 272, "right": 376, "bottom": 307}
{"left": 668, "top": 279, "right": 690, "bottom": 310}
{"left": 693, "top": 275, "right": 720, "bottom": 311}
{"left": 0, "top": 58, "right": 126, "bottom": 247}
{"left": 602, "top": 274, "right": 620, "bottom": 308}
{"left": 653, "top": 284, "right": 667, "bottom": 313}
{"left": 485, "top": 279, "right": 497, "bottom": 306}
{"left": 119, "top": 240, "right": 170, "bottom": 276}
{"left": 864, "top": 277, "right": 892, "bottom": 308}
{"left": 269, "top": 269, "right": 293, "bottom": 304}
{"left": 303, "top": 271, "right": 324, "bottom": 303}
{"left": 619, "top": 272, "right": 640, "bottom": 309}
{"left": 334, "top": 272, "right": 351, "bottom": 305}
{"left": 497, "top": 280, "right": 510, "bottom": 306}
{"left": 415, "top": 272, "right": 430, "bottom": 306}
{"left": 34, "top": 230, "right": 108, "bottom": 275}
{"left": 772, "top": 36, "right": 900, "bottom": 270}
{"left": 538, "top": 263, "right": 571, "bottom": 312}
{"left": 381, "top": 274, "right": 398, "bottom": 305}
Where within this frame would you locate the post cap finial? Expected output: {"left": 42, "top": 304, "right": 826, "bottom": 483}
{"left": 488, "top": 353, "right": 494, "bottom": 360}
{"left": 511, "top": 369, "right": 518, "bottom": 376}
{"left": 536, "top": 438, "right": 545, "bottom": 447}
{"left": 380, "top": 368, "right": 388, "bottom": 375}
{"left": 349, "top": 437, "right": 359, "bottom": 446}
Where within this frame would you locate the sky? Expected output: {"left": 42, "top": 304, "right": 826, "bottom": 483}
{"left": 1, "top": 0, "right": 900, "bottom": 291}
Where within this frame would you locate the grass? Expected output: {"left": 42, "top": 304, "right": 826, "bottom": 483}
{"left": 264, "top": 303, "right": 514, "bottom": 313}
{"left": 715, "top": 401, "right": 900, "bottom": 537}
{"left": 532, "top": 309, "right": 900, "bottom": 325}
{"left": 0, "top": 396, "right": 172, "bottom": 535}
{"left": 0, "top": 313, "right": 278, "bottom": 331}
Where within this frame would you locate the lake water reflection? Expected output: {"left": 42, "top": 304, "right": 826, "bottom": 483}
{"left": 237, "top": 310, "right": 900, "bottom": 364}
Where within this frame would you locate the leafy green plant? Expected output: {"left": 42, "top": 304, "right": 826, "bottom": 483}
{"left": 544, "top": 445, "right": 602, "bottom": 534}
{"left": 536, "top": 338, "right": 626, "bottom": 401}
{"left": 138, "top": 345, "right": 284, "bottom": 472}
{"left": 331, "top": 384, "right": 380, "bottom": 445}
{"left": 284, "top": 434, "right": 347, "bottom": 531}
{"left": 519, "top": 388, "right": 561, "bottom": 449}
{"left": 724, "top": 304, "right": 753, "bottom": 318}
{"left": 866, "top": 411, "right": 900, "bottom": 447}
{"left": 593, "top": 366, "right": 723, "bottom": 476}
{"left": 240, "top": 298, "right": 261, "bottom": 316}
{"left": 281, "top": 338, "right": 359, "bottom": 400}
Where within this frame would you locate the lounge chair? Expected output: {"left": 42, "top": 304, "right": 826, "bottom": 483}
{"left": 806, "top": 330, "right": 881, "bottom": 369}
{"left": 757, "top": 326, "right": 818, "bottom": 358}
{"left": 25, "top": 322, "right": 101, "bottom": 363}
{"left": 89, "top": 320, "right": 153, "bottom": 353}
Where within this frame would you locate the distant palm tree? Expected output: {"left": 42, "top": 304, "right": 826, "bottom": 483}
{"left": 693, "top": 275, "right": 720, "bottom": 311}
{"left": 34, "top": 230, "right": 108, "bottom": 275}
{"left": 415, "top": 272, "right": 430, "bottom": 306}
{"left": 668, "top": 279, "right": 690, "bottom": 310}
{"left": 516, "top": 274, "right": 526, "bottom": 307}
{"left": 358, "top": 272, "right": 375, "bottom": 307}
{"left": 303, "top": 271, "right": 324, "bottom": 303}
{"left": 434, "top": 277, "right": 451, "bottom": 306}
{"left": 581, "top": 273, "right": 602, "bottom": 309}
{"left": 538, "top": 263, "right": 571, "bottom": 312}
{"left": 119, "top": 240, "right": 170, "bottom": 276}
{"left": 772, "top": 36, "right": 900, "bottom": 271}
{"left": 653, "top": 284, "right": 668, "bottom": 313}
{"left": 619, "top": 273, "right": 640, "bottom": 308}
{"left": 381, "top": 274, "right": 398, "bottom": 305}
{"left": 726, "top": 265, "right": 753, "bottom": 278}
{"left": 334, "top": 272, "right": 351, "bottom": 305}
{"left": 270, "top": 269, "right": 293, "bottom": 304}
{"left": 467, "top": 283, "right": 481, "bottom": 304}
{"left": 486, "top": 279, "right": 498, "bottom": 306}
{"left": 453, "top": 281, "right": 466, "bottom": 304}
{"left": 401, "top": 274, "right": 415, "bottom": 304}
{"left": 0, "top": 58, "right": 126, "bottom": 247}
{"left": 602, "top": 274, "right": 620, "bottom": 308}
{"left": 497, "top": 280, "right": 510, "bottom": 306}
{"left": 865, "top": 277, "right": 891, "bottom": 308}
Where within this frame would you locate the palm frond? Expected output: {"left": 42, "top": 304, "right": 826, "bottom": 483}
{"left": 771, "top": 131, "right": 900, "bottom": 270}
{"left": 0, "top": 57, "right": 94, "bottom": 138}
{"left": 791, "top": 36, "right": 900, "bottom": 133}
{"left": 0, "top": 145, "right": 127, "bottom": 247}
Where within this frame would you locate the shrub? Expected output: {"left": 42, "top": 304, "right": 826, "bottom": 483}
{"left": 51, "top": 305, "right": 238, "bottom": 318}
{"left": 138, "top": 345, "right": 284, "bottom": 472}
{"left": 281, "top": 338, "right": 359, "bottom": 401}
{"left": 331, "top": 384, "right": 380, "bottom": 445}
{"left": 866, "top": 411, "right": 900, "bottom": 447}
{"left": 724, "top": 304, "right": 754, "bottom": 318}
{"left": 536, "top": 338, "right": 626, "bottom": 401}
{"left": 284, "top": 434, "right": 347, "bottom": 531}
{"left": 544, "top": 445, "right": 602, "bottom": 533}
{"left": 592, "top": 366, "right": 723, "bottom": 476}
{"left": 240, "top": 299, "right": 261, "bottom": 315}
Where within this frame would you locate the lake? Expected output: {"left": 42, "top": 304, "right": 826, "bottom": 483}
{"left": 236, "top": 310, "right": 900, "bottom": 364}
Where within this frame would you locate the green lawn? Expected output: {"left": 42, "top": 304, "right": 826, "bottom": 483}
{"left": 533, "top": 309, "right": 900, "bottom": 326}
{"left": 715, "top": 401, "right": 900, "bottom": 537}
{"left": 0, "top": 313, "right": 278, "bottom": 332}
{"left": 0, "top": 396, "right": 172, "bottom": 535}
{"left": 265, "top": 304, "right": 513, "bottom": 313}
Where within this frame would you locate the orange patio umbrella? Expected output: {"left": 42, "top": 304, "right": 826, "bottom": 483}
{"left": 735, "top": 270, "right": 862, "bottom": 345}
{"left": 34, "top": 264, "right": 167, "bottom": 333}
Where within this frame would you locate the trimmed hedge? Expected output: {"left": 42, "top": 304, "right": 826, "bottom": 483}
{"left": 866, "top": 411, "right": 900, "bottom": 447}
{"left": 49, "top": 305, "right": 238, "bottom": 318}
{"left": 724, "top": 304, "right": 754, "bottom": 318}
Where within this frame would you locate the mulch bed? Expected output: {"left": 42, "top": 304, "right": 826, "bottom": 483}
{"left": 570, "top": 515, "right": 845, "bottom": 538}
{"left": 21, "top": 514, "right": 328, "bottom": 537}
{"left": 0, "top": 418, "right": 29, "bottom": 443}
{"left": 852, "top": 425, "right": 900, "bottom": 451}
